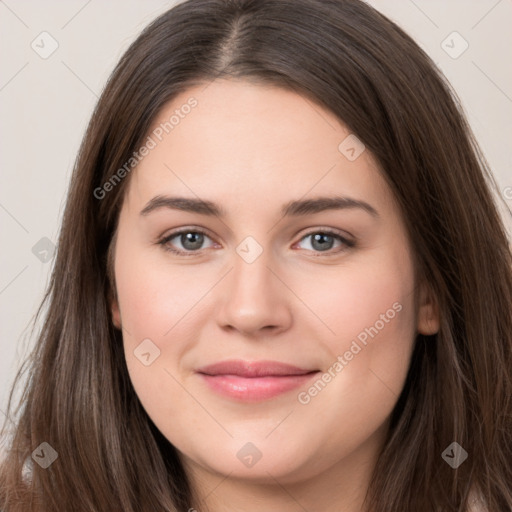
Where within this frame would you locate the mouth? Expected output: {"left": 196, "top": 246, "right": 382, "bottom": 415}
{"left": 195, "top": 359, "right": 320, "bottom": 402}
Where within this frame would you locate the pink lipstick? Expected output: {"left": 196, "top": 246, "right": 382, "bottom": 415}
{"left": 196, "top": 359, "right": 319, "bottom": 402}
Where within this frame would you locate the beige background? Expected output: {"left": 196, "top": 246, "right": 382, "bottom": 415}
{"left": 1, "top": 0, "right": 511, "bottom": 421}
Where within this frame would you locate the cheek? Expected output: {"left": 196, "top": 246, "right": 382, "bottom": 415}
{"left": 114, "top": 244, "right": 211, "bottom": 343}
{"left": 113, "top": 239, "right": 200, "bottom": 370}
{"left": 284, "top": 261, "right": 416, "bottom": 472}
{"left": 115, "top": 247, "right": 210, "bottom": 439}
{"left": 295, "top": 249, "right": 416, "bottom": 360}
{"left": 292, "top": 243, "right": 417, "bottom": 409}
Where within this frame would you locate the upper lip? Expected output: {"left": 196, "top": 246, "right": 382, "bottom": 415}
{"left": 196, "top": 359, "right": 318, "bottom": 378}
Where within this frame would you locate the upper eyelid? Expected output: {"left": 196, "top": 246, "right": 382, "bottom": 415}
{"left": 161, "top": 226, "right": 216, "bottom": 243}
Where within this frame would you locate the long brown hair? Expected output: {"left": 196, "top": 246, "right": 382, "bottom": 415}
{"left": 1, "top": 0, "right": 511, "bottom": 510}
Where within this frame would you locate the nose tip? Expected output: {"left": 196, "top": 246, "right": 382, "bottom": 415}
{"left": 216, "top": 255, "right": 292, "bottom": 337}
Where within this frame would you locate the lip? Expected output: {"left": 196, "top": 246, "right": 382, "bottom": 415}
{"left": 196, "top": 359, "right": 320, "bottom": 402}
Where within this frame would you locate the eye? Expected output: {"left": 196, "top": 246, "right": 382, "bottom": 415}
{"left": 293, "top": 229, "right": 355, "bottom": 255}
{"left": 158, "top": 228, "right": 217, "bottom": 256}
{"left": 157, "top": 227, "right": 355, "bottom": 257}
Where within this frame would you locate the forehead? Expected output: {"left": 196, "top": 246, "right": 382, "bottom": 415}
{"left": 123, "top": 78, "right": 396, "bottom": 218}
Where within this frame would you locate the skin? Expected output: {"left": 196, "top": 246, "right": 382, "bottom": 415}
{"left": 110, "top": 78, "right": 439, "bottom": 512}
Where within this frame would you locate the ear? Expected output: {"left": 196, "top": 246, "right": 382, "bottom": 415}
{"left": 106, "top": 234, "right": 121, "bottom": 329}
{"left": 416, "top": 280, "right": 440, "bottom": 335}
{"left": 110, "top": 295, "right": 122, "bottom": 330}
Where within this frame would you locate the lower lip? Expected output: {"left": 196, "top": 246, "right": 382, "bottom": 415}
{"left": 198, "top": 372, "right": 319, "bottom": 402}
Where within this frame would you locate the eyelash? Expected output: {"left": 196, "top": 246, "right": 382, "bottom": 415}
{"left": 157, "top": 227, "right": 356, "bottom": 257}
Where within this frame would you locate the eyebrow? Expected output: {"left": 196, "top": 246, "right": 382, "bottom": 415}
{"left": 140, "top": 194, "right": 379, "bottom": 219}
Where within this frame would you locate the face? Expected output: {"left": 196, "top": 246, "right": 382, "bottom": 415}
{"left": 110, "top": 78, "right": 439, "bottom": 488}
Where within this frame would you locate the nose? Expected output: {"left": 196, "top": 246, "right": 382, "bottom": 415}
{"left": 216, "top": 248, "right": 293, "bottom": 337}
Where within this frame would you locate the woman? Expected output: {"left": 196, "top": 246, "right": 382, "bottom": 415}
{"left": 1, "top": 0, "right": 511, "bottom": 510}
